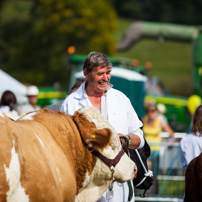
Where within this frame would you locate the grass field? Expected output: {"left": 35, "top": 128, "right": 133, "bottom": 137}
{"left": 114, "top": 19, "right": 193, "bottom": 97}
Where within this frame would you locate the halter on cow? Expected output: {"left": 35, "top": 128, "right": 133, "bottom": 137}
{"left": 0, "top": 107, "right": 136, "bottom": 202}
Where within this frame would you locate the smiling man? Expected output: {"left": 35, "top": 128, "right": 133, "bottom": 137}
{"left": 60, "top": 51, "right": 145, "bottom": 202}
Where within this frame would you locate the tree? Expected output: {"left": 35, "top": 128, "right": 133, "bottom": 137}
{"left": 19, "top": 0, "right": 117, "bottom": 86}
{"left": 0, "top": 0, "right": 118, "bottom": 87}
{"left": 114, "top": 0, "right": 202, "bottom": 25}
{"left": 0, "top": 0, "right": 33, "bottom": 77}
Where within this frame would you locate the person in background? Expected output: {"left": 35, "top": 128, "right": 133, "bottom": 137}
{"left": 143, "top": 103, "right": 175, "bottom": 175}
{"left": 157, "top": 103, "right": 168, "bottom": 123}
{"left": 21, "top": 85, "right": 40, "bottom": 114}
{"left": 180, "top": 104, "right": 202, "bottom": 201}
{"left": 0, "top": 90, "right": 20, "bottom": 120}
{"left": 180, "top": 104, "right": 202, "bottom": 170}
{"left": 186, "top": 95, "right": 201, "bottom": 133}
{"left": 60, "top": 51, "right": 144, "bottom": 202}
{"left": 46, "top": 78, "right": 86, "bottom": 111}
{"left": 69, "top": 78, "right": 86, "bottom": 94}
{"left": 143, "top": 103, "right": 175, "bottom": 194}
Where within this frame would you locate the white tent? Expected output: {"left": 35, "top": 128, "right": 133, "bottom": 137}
{"left": 0, "top": 69, "right": 28, "bottom": 105}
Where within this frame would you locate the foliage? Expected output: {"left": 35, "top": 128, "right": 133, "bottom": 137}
{"left": 0, "top": 0, "right": 117, "bottom": 87}
{"left": 0, "top": 0, "right": 32, "bottom": 76}
{"left": 114, "top": 0, "right": 202, "bottom": 25}
{"left": 30, "top": 0, "right": 117, "bottom": 54}
{"left": 0, "top": 0, "right": 197, "bottom": 96}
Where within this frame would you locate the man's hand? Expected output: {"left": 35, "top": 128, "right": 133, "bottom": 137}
{"left": 119, "top": 135, "right": 129, "bottom": 155}
{"left": 118, "top": 133, "right": 141, "bottom": 149}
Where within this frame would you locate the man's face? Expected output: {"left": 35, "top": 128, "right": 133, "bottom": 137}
{"left": 84, "top": 66, "right": 111, "bottom": 94}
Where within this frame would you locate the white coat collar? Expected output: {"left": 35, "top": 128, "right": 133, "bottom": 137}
{"left": 73, "top": 81, "right": 117, "bottom": 108}
{"left": 73, "top": 82, "right": 89, "bottom": 107}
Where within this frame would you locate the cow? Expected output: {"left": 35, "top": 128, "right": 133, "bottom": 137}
{"left": 0, "top": 106, "right": 136, "bottom": 202}
{"left": 184, "top": 152, "right": 202, "bottom": 202}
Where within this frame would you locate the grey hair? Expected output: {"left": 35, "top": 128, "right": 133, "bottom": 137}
{"left": 83, "top": 51, "right": 112, "bottom": 73}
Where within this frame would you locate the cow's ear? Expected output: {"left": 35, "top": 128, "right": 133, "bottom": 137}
{"left": 86, "top": 128, "right": 112, "bottom": 149}
{"left": 72, "top": 111, "right": 112, "bottom": 148}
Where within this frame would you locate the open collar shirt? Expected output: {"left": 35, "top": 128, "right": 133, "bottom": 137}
{"left": 60, "top": 81, "right": 144, "bottom": 149}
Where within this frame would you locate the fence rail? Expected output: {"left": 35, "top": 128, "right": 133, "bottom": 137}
{"left": 135, "top": 132, "right": 186, "bottom": 202}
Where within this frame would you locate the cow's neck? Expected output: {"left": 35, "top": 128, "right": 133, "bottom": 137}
{"left": 75, "top": 146, "right": 97, "bottom": 192}
{"left": 76, "top": 157, "right": 113, "bottom": 201}
{"left": 76, "top": 168, "right": 113, "bottom": 202}
{"left": 38, "top": 111, "right": 97, "bottom": 194}
{"left": 76, "top": 183, "right": 110, "bottom": 202}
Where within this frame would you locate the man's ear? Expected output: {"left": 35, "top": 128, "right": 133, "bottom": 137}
{"left": 83, "top": 68, "right": 88, "bottom": 77}
{"left": 86, "top": 128, "right": 112, "bottom": 149}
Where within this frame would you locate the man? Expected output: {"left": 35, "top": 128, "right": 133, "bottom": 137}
{"left": 21, "top": 85, "right": 41, "bottom": 114}
{"left": 60, "top": 51, "right": 145, "bottom": 202}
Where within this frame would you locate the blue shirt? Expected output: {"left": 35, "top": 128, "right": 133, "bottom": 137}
{"left": 180, "top": 132, "right": 202, "bottom": 169}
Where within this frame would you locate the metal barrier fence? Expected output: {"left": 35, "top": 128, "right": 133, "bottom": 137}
{"left": 135, "top": 132, "right": 186, "bottom": 202}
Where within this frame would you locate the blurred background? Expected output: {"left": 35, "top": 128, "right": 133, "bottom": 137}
{"left": 1, "top": 0, "right": 202, "bottom": 131}
{"left": 1, "top": 0, "right": 202, "bottom": 201}
{"left": 1, "top": 0, "right": 201, "bottom": 93}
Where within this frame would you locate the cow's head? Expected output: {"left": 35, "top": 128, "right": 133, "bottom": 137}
{"left": 72, "top": 106, "right": 136, "bottom": 184}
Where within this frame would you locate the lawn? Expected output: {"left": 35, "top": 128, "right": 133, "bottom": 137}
{"left": 114, "top": 19, "right": 193, "bottom": 97}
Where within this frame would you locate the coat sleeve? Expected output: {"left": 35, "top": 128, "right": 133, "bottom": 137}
{"left": 128, "top": 101, "right": 145, "bottom": 149}
{"left": 107, "top": 89, "right": 144, "bottom": 149}
{"left": 60, "top": 98, "right": 68, "bottom": 113}
{"left": 60, "top": 95, "right": 76, "bottom": 115}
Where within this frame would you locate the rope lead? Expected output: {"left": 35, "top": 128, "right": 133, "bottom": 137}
{"left": 120, "top": 136, "right": 133, "bottom": 201}
{"left": 127, "top": 180, "right": 133, "bottom": 201}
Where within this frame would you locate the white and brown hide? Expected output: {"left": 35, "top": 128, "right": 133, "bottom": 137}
{"left": 0, "top": 106, "right": 136, "bottom": 202}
